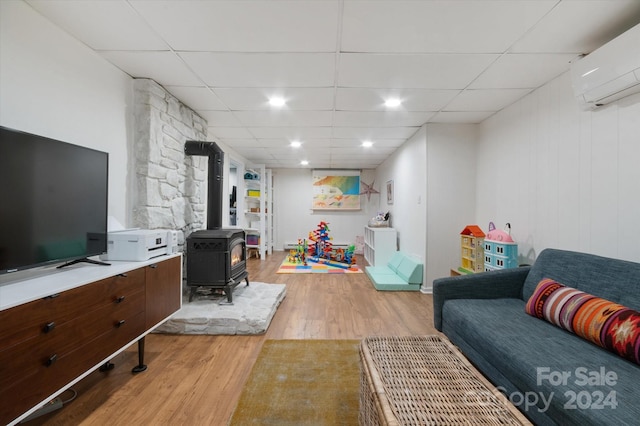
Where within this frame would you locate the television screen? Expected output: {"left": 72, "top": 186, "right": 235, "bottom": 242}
{"left": 0, "top": 126, "right": 109, "bottom": 274}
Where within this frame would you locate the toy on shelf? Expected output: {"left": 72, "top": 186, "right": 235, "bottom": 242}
{"left": 484, "top": 222, "right": 518, "bottom": 271}
{"left": 459, "top": 225, "right": 486, "bottom": 274}
{"left": 244, "top": 169, "right": 260, "bottom": 180}
{"left": 368, "top": 211, "right": 390, "bottom": 228}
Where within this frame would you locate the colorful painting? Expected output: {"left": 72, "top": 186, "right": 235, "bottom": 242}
{"left": 312, "top": 173, "right": 360, "bottom": 210}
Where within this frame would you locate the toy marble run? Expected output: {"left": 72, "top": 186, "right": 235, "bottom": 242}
{"left": 288, "top": 221, "right": 356, "bottom": 267}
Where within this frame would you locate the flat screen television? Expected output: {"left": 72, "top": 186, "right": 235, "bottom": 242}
{"left": 0, "top": 126, "right": 109, "bottom": 275}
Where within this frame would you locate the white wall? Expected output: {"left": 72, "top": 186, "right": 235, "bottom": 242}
{"left": 0, "top": 1, "right": 133, "bottom": 225}
{"left": 476, "top": 72, "right": 640, "bottom": 263}
{"left": 425, "top": 124, "right": 477, "bottom": 290}
{"left": 376, "top": 124, "right": 477, "bottom": 292}
{"left": 273, "top": 168, "right": 378, "bottom": 250}
{"left": 375, "top": 126, "right": 427, "bottom": 260}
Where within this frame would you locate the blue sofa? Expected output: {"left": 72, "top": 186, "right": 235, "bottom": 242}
{"left": 433, "top": 248, "right": 640, "bottom": 425}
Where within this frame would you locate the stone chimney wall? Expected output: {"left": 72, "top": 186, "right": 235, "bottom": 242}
{"left": 132, "top": 79, "right": 208, "bottom": 246}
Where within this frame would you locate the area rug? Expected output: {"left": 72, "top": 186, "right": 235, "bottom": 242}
{"left": 153, "top": 282, "right": 286, "bottom": 335}
{"left": 229, "top": 339, "right": 360, "bottom": 425}
{"left": 277, "top": 258, "right": 363, "bottom": 274}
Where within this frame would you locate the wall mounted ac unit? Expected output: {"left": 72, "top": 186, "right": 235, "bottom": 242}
{"left": 570, "top": 23, "right": 640, "bottom": 110}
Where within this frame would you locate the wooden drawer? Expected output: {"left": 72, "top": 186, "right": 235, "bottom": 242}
{"left": 0, "top": 310, "right": 146, "bottom": 425}
{"left": 0, "top": 268, "right": 145, "bottom": 350}
{"left": 145, "top": 256, "right": 181, "bottom": 328}
{"left": 0, "top": 289, "right": 145, "bottom": 390}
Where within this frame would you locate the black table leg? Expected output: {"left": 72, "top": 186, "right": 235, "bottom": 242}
{"left": 132, "top": 337, "right": 148, "bottom": 373}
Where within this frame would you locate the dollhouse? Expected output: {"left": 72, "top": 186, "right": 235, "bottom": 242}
{"left": 460, "top": 225, "right": 485, "bottom": 273}
{"left": 483, "top": 222, "right": 518, "bottom": 271}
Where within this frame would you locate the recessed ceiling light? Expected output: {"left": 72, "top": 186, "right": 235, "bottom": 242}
{"left": 362, "top": 141, "right": 373, "bottom": 148}
{"left": 290, "top": 141, "right": 302, "bottom": 148}
{"left": 269, "top": 97, "right": 286, "bottom": 107}
{"left": 384, "top": 98, "right": 401, "bottom": 108}
{"left": 300, "top": 160, "right": 309, "bottom": 166}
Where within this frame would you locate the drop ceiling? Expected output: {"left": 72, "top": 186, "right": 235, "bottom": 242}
{"left": 24, "top": 0, "right": 640, "bottom": 169}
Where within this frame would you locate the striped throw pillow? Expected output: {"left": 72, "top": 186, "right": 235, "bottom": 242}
{"left": 525, "top": 278, "right": 640, "bottom": 365}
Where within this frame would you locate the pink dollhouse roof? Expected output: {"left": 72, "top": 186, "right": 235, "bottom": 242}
{"left": 486, "top": 228, "right": 515, "bottom": 243}
{"left": 460, "top": 225, "right": 485, "bottom": 238}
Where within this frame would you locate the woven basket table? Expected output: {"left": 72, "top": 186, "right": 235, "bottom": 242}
{"left": 359, "top": 336, "right": 532, "bottom": 425}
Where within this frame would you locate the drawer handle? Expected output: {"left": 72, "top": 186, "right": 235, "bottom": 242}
{"left": 43, "top": 293, "right": 60, "bottom": 300}
{"left": 116, "top": 319, "right": 126, "bottom": 328}
{"left": 149, "top": 264, "right": 158, "bottom": 269}
{"left": 43, "top": 321, "right": 56, "bottom": 333}
{"left": 46, "top": 354, "right": 57, "bottom": 367}
{"left": 115, "top": 296, "right": 126, "bottom": 304}
{"left": 117, "top": 273, "right": 128, "bottom": 278}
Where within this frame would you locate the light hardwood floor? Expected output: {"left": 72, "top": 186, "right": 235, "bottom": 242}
{"left": 31, "top": 252, "right": 438, "bottom": 425}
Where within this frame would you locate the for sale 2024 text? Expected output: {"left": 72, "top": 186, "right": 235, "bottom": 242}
{"left": 537, "top": 366, "right": 618, "bottom": 411}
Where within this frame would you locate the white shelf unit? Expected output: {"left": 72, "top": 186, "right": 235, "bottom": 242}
{"left": 265, "top": 169, "right": 274, "bottom": 256}
{"left": 364, "top": 227, "right": 397, "bottom": 266}
{"left": 243, "top": 165, "right": 273, "bottom": 259}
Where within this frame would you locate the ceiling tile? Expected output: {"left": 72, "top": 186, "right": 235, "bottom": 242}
{"left": 232, "top": 147, "right": 275, "bottom": 161}
{"left": 99, "top": 51, "right": 202, "bottom": 86}
{"left": 341, "top": 0, "right": 557, "bottom": 53}
{"left": 248, "top": 127, "right": 333, "bottom": 139}
{"left": 235, "top": 111, "right": 333, "bottom": 127}
{"left": 165, "top": 86, "right": 228, "bottom": 110}
{"left": 335, "top": 88, "right": 458, "bottom": 111}
{"left": 510, "top": 1, "right": 640, "bottom": 53}
{"left": 20, "top": 0, "right": 640, "bottom": 169}
{"left": 361, "top": 140, "right": 406, "bottom": 149}
{"left": 331, "top": 127, "right": 420, "bottom": 139}
{"left": 444, "top": 89, "right": 533, "bottom": 111}
{"left": 429, "top": 111, "right": 496, "bottom": 123}
{"left": 198, "top": 111, "right": 243, "bottom": 127}
{"left": 180, "top": 52, "right": 336, "bottom": 87}
{"left": 328, "top": 139, "right": 376, "bottom": 148}
{"left": 333, "top": 111, "right": 434, "bottom": 127}
{"left": 220, "top": 139, "right": 261, "bottom": 148}
{"left": 130, "top": 0, "right": 340, "bottom": 52}
{"left": 26, "top": 0, "right": 167, "bottom": 50}
{"left": 468, "top": 53, "right": 578, "bottom": 89}
{"left": 260, "top": 139, "right": 332, "bottom": 148}
{"left": 208, "top": 127, "right": 255, "bottom": 139}
{"left": 214, "top": 88, "right": 334, "bottom": 111}
{"left": 326, "top": 147, "right": 374, "bottom": 156}
{"left": 338, "top": 53, "right": 499, "bottom": 89}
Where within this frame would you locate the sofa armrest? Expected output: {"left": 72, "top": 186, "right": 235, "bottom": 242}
{"left": 432, "top": 267, "right": 530, "bottom": 331}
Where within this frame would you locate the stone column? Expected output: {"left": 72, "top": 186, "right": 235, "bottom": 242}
{"left": 132, "top": 79, "right": 209, "bottom": 247}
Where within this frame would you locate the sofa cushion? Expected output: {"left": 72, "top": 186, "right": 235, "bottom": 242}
{"left": 526, "top": 278, "right": 640, "bottom": 365}
{"left": 365, "top": 265, "right": 397, "bottom": 276}
{"left": 522, "top": 249, "right": 640, "bottom": 310}
{"left": 396, "top": 256, "right": 423, "bottom": 284}
{"left": 442, "top": 298, "right": 640, "bottom": 425}
{"left": 387, "top": 251, "right": 405, "bottom": 273}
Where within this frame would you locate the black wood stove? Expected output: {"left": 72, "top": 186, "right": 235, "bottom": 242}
{"left": 184, "top": 141, "right": 249, "bottom": 304}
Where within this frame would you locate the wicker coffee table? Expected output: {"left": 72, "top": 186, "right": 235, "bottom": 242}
{"left": 359, "top": 336, "right": 532, "bottom": 425}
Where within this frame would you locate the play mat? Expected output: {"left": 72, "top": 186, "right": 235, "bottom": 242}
{"left": 277, "top": 259, "right": 363, "bottom": 274}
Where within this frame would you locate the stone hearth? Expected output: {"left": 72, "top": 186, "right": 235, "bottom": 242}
{"left": 154, "top": 282, "right": 286, "bottom": 335}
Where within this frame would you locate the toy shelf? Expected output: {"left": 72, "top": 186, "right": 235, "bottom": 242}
{"left": 242, "top": 166, "right": 273, "bottom": 259}
{"left": 364, "top": 227, "right": 397, "bottom": 267}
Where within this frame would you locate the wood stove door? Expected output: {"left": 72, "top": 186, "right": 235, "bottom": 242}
{"left": 230, "top": 238, "right": 246, "bottom": 279}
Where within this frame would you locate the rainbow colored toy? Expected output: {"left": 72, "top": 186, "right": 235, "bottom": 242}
{"left": 293, "top": 221, "right": 356, "bottom": 267}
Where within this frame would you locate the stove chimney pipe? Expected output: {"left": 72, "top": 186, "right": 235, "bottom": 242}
{"left": 184, "top": 141, "right": 224, "bottom": 230}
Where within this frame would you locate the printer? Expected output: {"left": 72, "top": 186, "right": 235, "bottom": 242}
{"left": 102, "top": 229, "right": 177, "bottom": 261}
